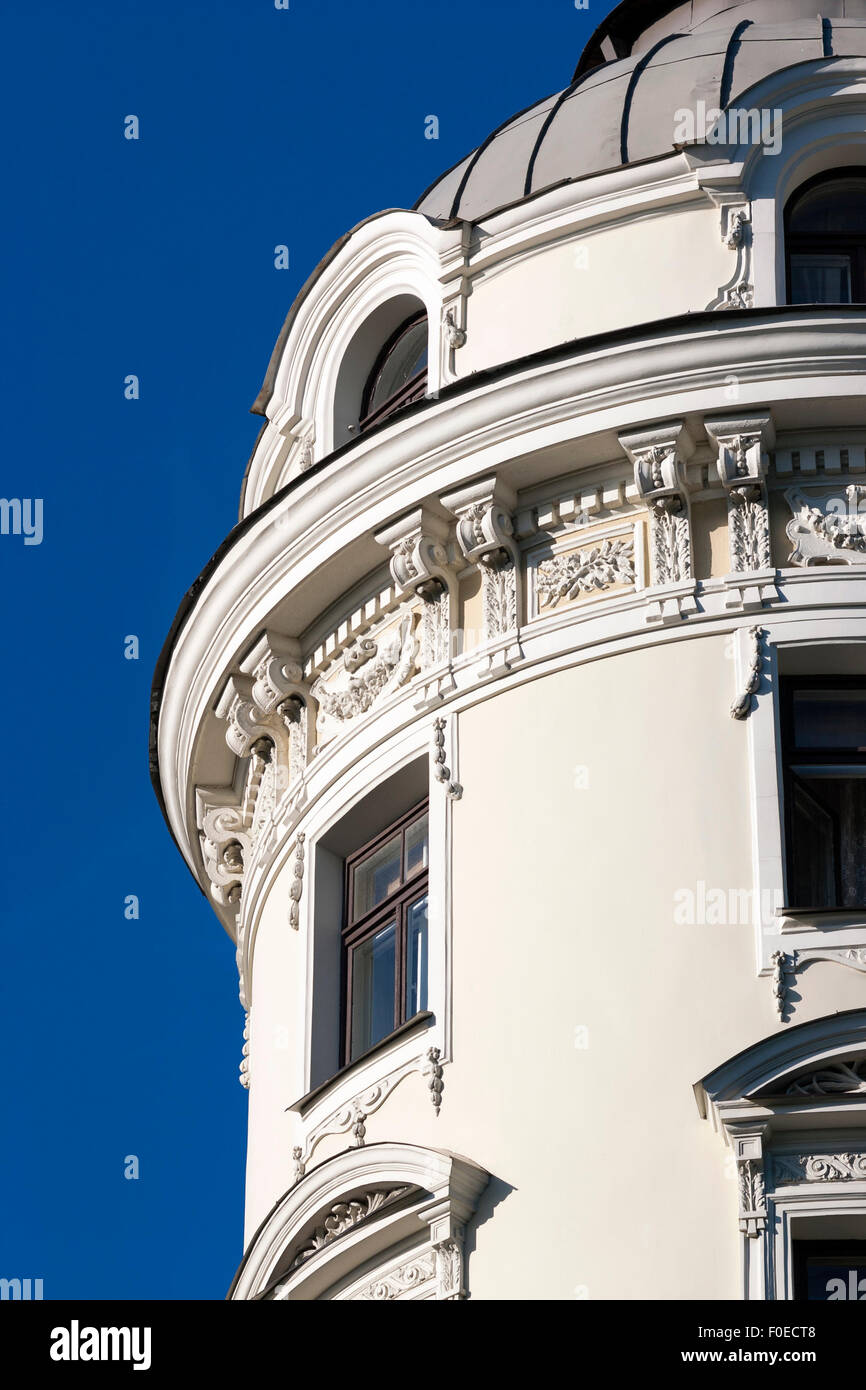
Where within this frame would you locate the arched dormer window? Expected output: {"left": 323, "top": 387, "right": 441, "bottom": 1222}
{"left": 358, "top": 312, "right": 428, "bottom": 433}
{"left": 786, "top": 170, "right": 866, "bottom": 305}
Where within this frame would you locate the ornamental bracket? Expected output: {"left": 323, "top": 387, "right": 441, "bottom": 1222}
{"left": 620, "top": 422, "right": 697, "bottom": 604}
{"left": 441, "top": 476, "right": 523, "bottom": 672}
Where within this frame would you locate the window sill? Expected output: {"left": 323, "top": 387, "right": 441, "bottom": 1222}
{"left": 778, "top": 907, "right": 866, "bottom": 932}
{"left": 288, "top": 1011, "right": 434, "bottom": 1117}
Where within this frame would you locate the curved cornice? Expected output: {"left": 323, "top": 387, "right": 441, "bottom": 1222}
{"left": 152, "top": 305, "right": 866, "bottom": 882}
{"left": 228, "top": 1141, "right": 488, "bottom": 1301}
{"left": 696, "top": 1009, "right": 866, "bottom": 1117}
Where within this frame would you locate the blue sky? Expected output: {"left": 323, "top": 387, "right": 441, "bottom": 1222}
{"left": 0, "top": 0, "right": 608, "bottom": 1299}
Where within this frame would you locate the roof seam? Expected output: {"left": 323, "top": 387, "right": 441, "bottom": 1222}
{"left": 524, "top": 69, "right": 600, "bottom": 199}
{"left": 720, "top": 19, "right": 754, "bottom": 109}
{"left": 620, "top": 32, "right": 683, "bottom": 166}
{"left": 448, "top": 93, "right": 558, "bottom": 220}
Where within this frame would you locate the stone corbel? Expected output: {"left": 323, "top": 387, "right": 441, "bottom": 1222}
{"left": 705, "top": 414, "right": 778, "bottom": 606}
{"left": 441, "top": 476, "right": 523, "bottom": 675}
{"left": 217, "top": 632, "right": 314, "bottom": 790}
{"left": 438, "top": 223, "right": 471, "bottom": 389}
{"left": 772, "top": 947, "right": 866, "bottom": 1020}
{"left": 419, "top": 1198, "right": 467, "bottom": 1300}
{"left": 732, "top": 1126, "right": 769, "bottom": 1240}
{"left": 710, "top": 211, "right": 753, "bottom": 312}
{"left": 196, "top": 789, "right": 252, "bottom": 914}
{"left": 620, "top": 422, "right": 697, "bottom": 622}
{"left": 375, "top": 509, "right": 458, "bottom": 705}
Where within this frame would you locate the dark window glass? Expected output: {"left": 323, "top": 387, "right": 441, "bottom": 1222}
{"left": 786, "top": 172, "right": 866, "bottom": 305}
{"left": 793, "top": 1241, "right": 866, "bottom": 1300}
{"left": 343, "top": 802, "right": 429, "bottom": 1063}
{"left": 782, "top": 678, "right": 866, "bottom": 909}
{"left": 359, "top": 314, "right": 428, "bottom": 432}
{"left": 792, "top": 689, "right": 866, "bottom": 750}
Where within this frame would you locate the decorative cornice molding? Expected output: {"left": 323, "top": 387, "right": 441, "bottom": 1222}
{"left": 159, "top": 312, "right": 866, "bottom": 883}
{"left": 773, "top": 1151, "right": 866, "bottom": 1183}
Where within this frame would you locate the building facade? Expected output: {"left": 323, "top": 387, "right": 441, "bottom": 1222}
{"left": 152, "top": 0, "right": 866, "bottom": 1300}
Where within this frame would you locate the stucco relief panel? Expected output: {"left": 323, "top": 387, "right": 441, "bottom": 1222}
{"left": 525, "top": 519, "right": 645, "bottom": 621}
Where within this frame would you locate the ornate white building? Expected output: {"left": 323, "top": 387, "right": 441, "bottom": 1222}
{"left": 152, "top": 0, "right": 866, "bottom": 1300}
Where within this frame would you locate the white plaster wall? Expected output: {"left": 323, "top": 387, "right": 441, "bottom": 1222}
{"left": 460, "top": 206, "right": 734, "bottom": 375}
{"left": 244, "top": 857, "right": 301, "bottom": 1245}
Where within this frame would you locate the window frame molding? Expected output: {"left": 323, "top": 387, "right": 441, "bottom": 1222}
{"left": 741, "top": 620, "right": 866, "bottom": 979}
{"left": 358, "top": 310, "right": 429, "bottom": 434}
{"left": 287, "top": 722, "right": 455, "bottom": 1163}
{"left": 341, "top": 796, "right": 430, "bottom": 1065}
{"left": 779, "top": 673, "right": 866, "bottom": 911}
{"left": 784, "top": 166, "right": 866, "bottom": 307}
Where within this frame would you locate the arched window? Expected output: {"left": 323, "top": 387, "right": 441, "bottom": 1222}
{"left": 358, "top": 312, "right": 428, "bottom": 433}
{"left": 786, "top": 170, "right": 866, "bottom": 305}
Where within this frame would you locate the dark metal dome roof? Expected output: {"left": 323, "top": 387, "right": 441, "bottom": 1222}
{"left": 415, "top": 0, "right": 866, "bottom": 222}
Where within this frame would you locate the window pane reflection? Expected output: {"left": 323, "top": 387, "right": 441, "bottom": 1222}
{"left": 405, "top": 895, "right": 428, "bottom": 1019}
{"left": 353, "top": 834, "right": 402, "bottom": 920}
{"left": 404, "top": 813, "right": 429, "bottom": 879}
{"left": 350, "top": 923, "right": 396, "bottom": 1060}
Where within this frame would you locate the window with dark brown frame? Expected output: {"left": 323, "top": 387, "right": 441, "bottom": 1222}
{"left": 780, "top": 676, "right": 866, "bottom": 909}
{"left": 342, "top": 799, "right": 429, "bottom": 1064}
{"left": 358, "top": 312, "right": 428, "bottom": 434}
{"left": 785, "top": 169, "right": 866, "bottom": 305}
